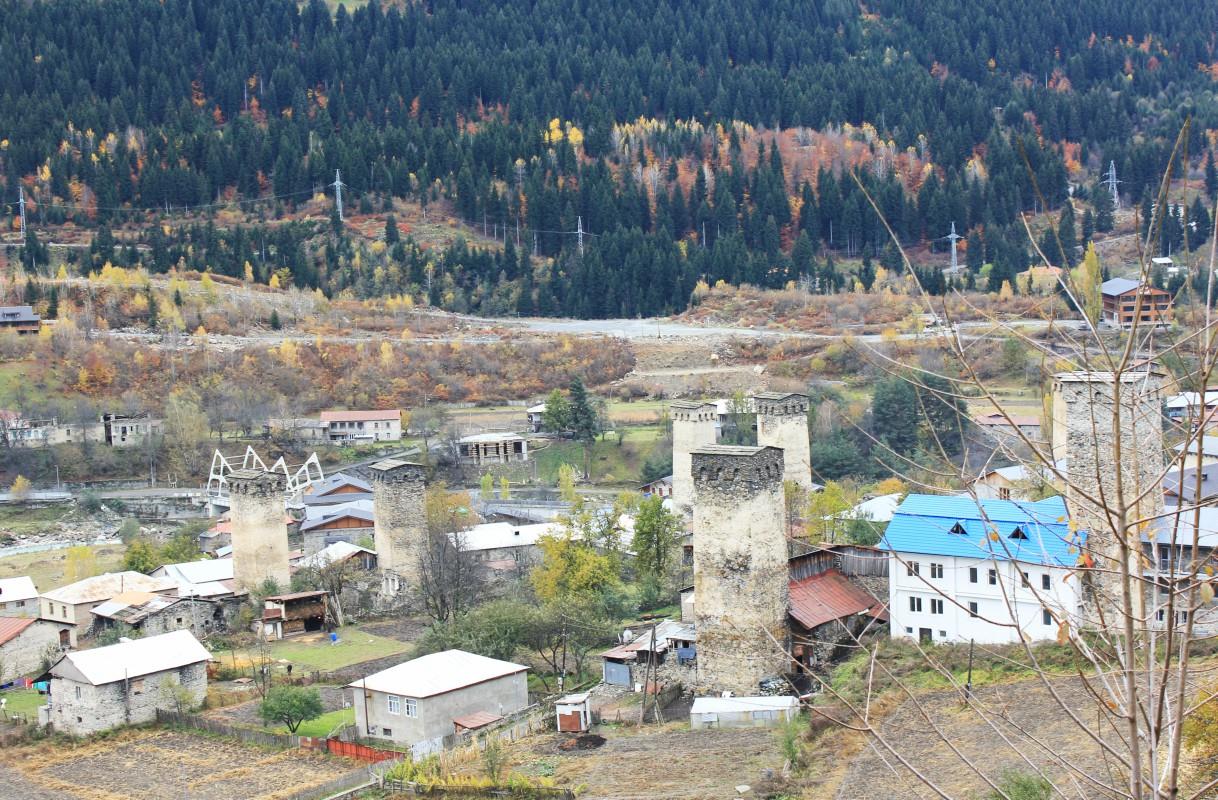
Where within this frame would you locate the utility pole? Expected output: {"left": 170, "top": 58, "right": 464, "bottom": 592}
{"left": 964, "top": 638, "right": 975, "bottom": 702}
{"left": 1105, "top": 160, "right": 1121, "bottom": 210}
{"left": 577, "top": 215, "right": 584, "bottom": 256}
{"left": 332, "top": 170, "right": 345, "bottom": 223}
{"left": 17, "top": 186, "right": 27, "bottom": 239}
{"left": 946, "top": 221, "right": 962, "bottom": 272}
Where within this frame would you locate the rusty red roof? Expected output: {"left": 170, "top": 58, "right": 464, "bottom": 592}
{"left": 0, "top": 616, "right": 36, "bottom": 646}
{"left": 453, "top": 711, "right": 503, "bottom": 730}
{"left": 788, "top": 569, "right": 887, "bottom": 630}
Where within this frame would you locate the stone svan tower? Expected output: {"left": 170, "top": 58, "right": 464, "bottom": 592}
{"left": 365, "top": 458, "right": 428, "bottom": 595}
{"left": 1052, "top": 370, "right": 1164, "bottom": 619}
{"left": 671, "top": 400, "right": 719, "bottom": 516}
{"left": 228, "top": 469, "right": 291, "bottom": 593}
{"left": 754, "top": 392, "right": 812, "bottom": 492}
{"left": 691, "top": 444, "right": 790, "bottom": 694}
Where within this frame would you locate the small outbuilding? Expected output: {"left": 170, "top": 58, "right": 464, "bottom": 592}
{"left": 258, "top": 591, "right": 328, "bottom": 639}
{"left": 555, "top": 692, "right": 592, "bottom": 733}
{"left": 689, "top": 696, "right": 798, "bottom": 730}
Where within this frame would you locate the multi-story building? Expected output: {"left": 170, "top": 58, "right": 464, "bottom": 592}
{"left": 1101, "top": 278, "right": 1172, "bottom": 329}
{"left": 319, "top": 409, "right": 403, "bottom": 442}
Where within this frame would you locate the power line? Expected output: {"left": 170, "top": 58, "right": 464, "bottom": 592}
{"left": 332, "top": 170, "right": 345, "bottom": 223}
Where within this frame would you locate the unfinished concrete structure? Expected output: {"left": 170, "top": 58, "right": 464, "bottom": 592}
{"left": 671, "top": 401, "right": 719, "bottom": 515}
{"left": 228, "top": 469, "right": 291, "bottom": 593}
{"left": 365, "top": 458, "right": 428, "bottom": 596}
{"left": 1052, "top": 370, "right": 1165, "bottom": 619}
{"left": 691, "top": 445, "right": 790, "bottom": 694}
{"left": 754, "top": 392, "right": 812, "bottom": 492}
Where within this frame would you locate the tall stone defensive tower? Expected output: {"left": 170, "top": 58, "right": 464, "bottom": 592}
{"left": 691, "top": 445, "right": 790, "bottom": 694}
{"left": 365, "top": 458, "right": 428, "bottom": 595}
{"left": 670, "top": 400, "right": 720, "bottom": 515}
{"left": 1053, "top": 370, "right": 1164, "bottom": 619}
{"left": 228, "top": 469, "right": 290, "bottom": 592}
{"left": 754, "top": 392, "right": 812, "bottom": 492}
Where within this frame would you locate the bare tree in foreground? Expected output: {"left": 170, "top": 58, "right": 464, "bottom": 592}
{"left": 781, "top": 122, "right": 1218, "bottom": 800}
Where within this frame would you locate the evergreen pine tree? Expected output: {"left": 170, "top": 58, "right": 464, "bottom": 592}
{"left": 1081, "top": 208, "right": 1094, "bottom": 245}
{"left": 46, "top": 286, "right": 59, "bottom": 319}
{"left": 1057, "top": 202, "right": 1078, "bottom": 268}
{"left": 1094, "top": 190, "right": 1114, "bottom": 233}
{"left": 384, "top": 215, "right": 399, "bottom": 244}
{"left": 146, "top": 286, "right": 159, "bottom": 330}
{"left": 1206, "top": 152, "right": 1218, "bottom": 200}
{"left": 270, "top": 309, "right": 282, "bottom": 330}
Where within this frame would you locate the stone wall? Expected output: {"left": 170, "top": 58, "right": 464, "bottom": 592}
{"left": 365, "top": 459, "right": 427, "bottom": 597}
{"left": 755, "top": 393, "right": 812, "bottom": 492}
{"left": 691, "top": 445, "right": 790, "bottom": 694}
{"left": 671, "top": 402, "right": 719, "bottom": 516}
{"left": 0, "top": 620, "right": 65, "bottom": 679}
{"left": 50, "top": 660, "right": 207, "bottom": 736}
{"left": 229, "top": 470, "right": 291, "bottom": 592}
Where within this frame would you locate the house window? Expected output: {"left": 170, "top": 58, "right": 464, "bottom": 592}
{"left": 907, "top": 561, "right": 920, "bottom": 577}
{"left": 75, "top": 686, "right": 82, "bottom": 700}
{"left": 999, "top": 487, "right": 1011, "bottom": 501}
{"left": 387, "top": 695, "right": 401, "bottom": 715}
{"left": 1043, "top": 610, "right": 1053, "bottom": 626}
{"left": 930, "top": 563, "right": 944, "bottom": 579}
{"left": 909, "top": 597, "right": 922, "bottom": 613}
{"left": 382, "top": 728, "right": 393, "bottom": 736}
{"left": 938, "top": 631, "right": 946, "bottom": 638}
{"left": 968, "top": 602, "right": 979, "bottom": 618}
{"left": 1041, "top": 574, "right": 1051, "bottom": 591}
{"left": 751, "top": 710, "right": 777, "bottom": 721}
{"left": 1178, "top": 611, "right": 1190, "bottom": 625}
{"left": 969, "top": 567, "right": 978, "bottom": 583}
{"left": 930, "top": 599, "right": 944, "bottom": 615}
{"left": 1010, "top": 527, "right": 1028, "bottom": 540}
{"left": 130, "top": 678, "right": 144, "bottom": 694}
{"left": 16, "top": 599, "right": 24, "bottom": 608}
{"left": 404, "top": 698, "right": 417, "bottom": 718}
{"left": 905, "top": 627, "right": 912, "bottom": 634}
{"left": 1021, "top": 572, "right": 1030, "bottom": 588}
{"left": 1156, "top": 609, "right": 1166, "bottom": 622}
{"left": 988, "top": 569, "right": 997, "bottom": 585}
{"left": 949, "top": 522, "right": 967, "bottom": 535}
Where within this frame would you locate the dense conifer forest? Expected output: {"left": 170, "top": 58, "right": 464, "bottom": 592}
{"left": 3, "top": 0, "right": 1217, "bottom": 317}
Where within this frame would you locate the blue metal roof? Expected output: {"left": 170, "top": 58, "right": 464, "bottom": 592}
{"left": 881, "top": 494, "right": 1078, "bottom": 567}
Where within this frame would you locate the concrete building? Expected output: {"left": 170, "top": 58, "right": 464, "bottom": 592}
{"left": 754, "top": 392, "right": 813, "bottom": 492}
{"left": 691, "top": 445, "right": 789, "bottom": 694}
{"left": 0, "top": 413, "right": 105, "bottom": 448}
{"left": 42, "top": 629, "right": 210, "bottom": 736}
{"left": 366, "top": 458, "right": 427, "bottom": 596}
{"left": 39, "top": 572, "right": 177, "bottom": 645}
{"left": 228, "top": 469, "right": 292, "bottom": 593}
{"left": 1052, "top": 370, "right": 1165, "bottom": 617}
{"left": 0, "top": 576, "right": 39, "bottom": 617}
{"left": 882, "top": 495, "right": 1081, "bottom": 645}
{"left": 457, "top": 432, "right": 529, "bottom": 465}
{"left": 1101, "top": 278, "right": 1172, "bottom": 329}
{"left": 90, "top": 591, "right": 224, "bottom": 638}
{"left": 320, "top": 409, "right": 403, "bottom": 442}
{"left": 349, "top": 650, "right": 528, "bottom": 752}
{"left": 454, "top": 521, "right": 561, "bottom": 572}
{"left": 670, "top": 401, "right": 719, "bottom": 515}
{"left": 0, "top": 617, "right": 70, "bottom": 680}
{"left": 101, "top": 413, "right": 163, "bottom": 447}
{"left": 689, "top": 696, "right": 798, "bottom": 730}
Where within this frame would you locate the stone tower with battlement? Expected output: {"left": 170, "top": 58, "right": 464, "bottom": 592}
{"left": 671, "top": 401, "right": 720, "bottom": 515}
{"left": 228, "top": 469, "right": 291, "bottom": 592}
{"left": 754, "top": 392, "right": 812, "bottom": 492}
{"left": 691, "top": 445, "right": 790, "bottom": 694}
{"left": 365, "top": 458, "right": 428, "bottom": 595}
{"left": 1052, "top": 370, "right": 1164, "bottom": 619}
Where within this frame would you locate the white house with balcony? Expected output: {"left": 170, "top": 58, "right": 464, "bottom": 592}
{"left": 881, "top": 495, "right": 1082, "bottom": 645}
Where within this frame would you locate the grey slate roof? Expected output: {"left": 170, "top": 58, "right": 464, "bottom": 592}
{"left": 1101, "top": 278, "right": 1143, "bottom": 296}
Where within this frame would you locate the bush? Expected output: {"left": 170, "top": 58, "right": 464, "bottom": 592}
{"left": 986, "top": 770, "right": 1052, "bottom": 800}
{"left": 79, "top": 491, "right": 103, "bottom": 514}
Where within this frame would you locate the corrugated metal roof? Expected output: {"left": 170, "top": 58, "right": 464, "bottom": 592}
{"left": 787, "top": 570, "right": 886, "bottom": 630}
{"left": 0, "top": 576, "right": 38, "bottom": 603}
{"left": 154, "top": 559, "right": 234, "bottom": 585}
{"left": 294, "top": 541, "right": 376, "bottom": 570}
{"left": 0, "top": 616, "right": 37, "bottom": 646}
{"left": 452, "top": 711, "right": 503, "bottom": 730}
{"left": 348, "top": 650, "right": 527, "bottom": 697}
{"left": 41, "top": 572, "right": 177, "bottom": 604}
{"left": 0, "top": 306, "right": 40, "bottom": 323}
{"left": 51, "top": 629, "right": 210, "bottom": 685}
{"left": 455, "top": 521, "right": 561, "bottom": 552}
{"left": 1163, "top": 467, "right": 1218, "bottom": 504}
{"left": 320, "top": 409, "right": 400, "bottom": 422}
{"left": 1101, "top": 277, "right": 1143, "bottom": 296}
{"left": 307, "top": 472, "right": 372, "bottom": 497}
{"left": 881, "top": 495, "right": 1075, "bottom": 566}
{"left": 300, "top": 501, "right": 375, "bottom": 532}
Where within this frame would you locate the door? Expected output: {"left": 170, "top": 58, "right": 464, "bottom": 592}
{"left": 59, "top": 629, "right": 71, "bottom": 647}
{"left": 919, "top": 628, "right": 932, "bottom": 643}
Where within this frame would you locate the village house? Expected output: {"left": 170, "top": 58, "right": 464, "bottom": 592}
{"left": 1101, "top": 278, "right": 1173, "bottom": 329}
{"left": 0, "top": 305, "right": 41, "bottom": 334}
{"left": 0, "top": 617, "right": 71, "bottom": 680}
{"left": 455, "top": 521, "right": 561, "bottom": 573}
{"left": 151, "top": 557, "right": 235, "bottom": 595}
{"left": 349, "top": 649, "right": 529, "bottom": 753}
{"left": 302, "top": 472, "right": 373, "bottom": 505}
{"left": 320, "top": 409, "right": 403, "bottom": 442}
{"left": 640, "top": 475, "right": 674, "bottom": 499}
{"left": 1145, "top": 507, "right": 1218, "bottom": 633}
{"left": 41, "top": 629, "right": 210, "bottom": 736}
{"left": 0, "top": 411, "right": 161, "bottom": 449}
{"left": 600, "top": 618, "right": 695, "bottom": 687}
{"left": 300, "top": 498, "right": 375, "bottom": 553}
{"left": 101, "top": 412, "right": 163, "bottom": 447}
{"left": 40, "top": 572, "right": 177, "bottom": 646}
{"left": 90, "top": 591, "right": 224, "bottom": 638}
{"left": 457, "top": 432, "right": 529, "bottom": 465}
{"left": 0, "top": 576, "right": 39, "bottom": 617}
{"left": 882, "top": 495, "right": 1081, "bottom": 645}
{"left": 787, "top": 569, "right": 887, "bottom": 671}
{"left": 973, "top": 412, "right": 1042, "bottom": 447}
{"left": 257, "top": 590, "right": 328, "bottom": 639}
{"left": 266, "top": 417, "right": 328, "bottom": 442}
{"left": 526, "top": 403, "right": 547, "bottom": 432}
{"left": 1164, "top": 391, "right": 1218, "bottom": 425}
{"left": 1174, "top": 437, "right": 1218, "bottom": 467}
{"left": 292, "top": 541, "right": 378, "bottom": 574}
{"left": 969, "top": 462, "right": 1063, "bottom": 502}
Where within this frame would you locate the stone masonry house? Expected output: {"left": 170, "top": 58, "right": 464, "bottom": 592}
{"left": 0, "top": 576, "right": 39, "bottom": 617}
{"left": 349, "top": 649, "right": 528, "bottom": 753}
{"left": 90, "top": 591, "right": 225, "bottom": 638}
{"left": 42, "top": 629, "right": 210, "bottom": 736}
{"left": 40, "top": 572, "right": 177, "bottom": 645}
{"left": 0, "top": 617, "right": 71, "bottom": 680}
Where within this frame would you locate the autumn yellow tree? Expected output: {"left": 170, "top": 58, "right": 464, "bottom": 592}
{"left": 1072, "top": 241, "right": 1104, "bottom": 324}
{"left": 8, "top": 474, "right": 32, "bottom": 501}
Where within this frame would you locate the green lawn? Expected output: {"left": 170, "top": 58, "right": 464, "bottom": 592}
{"left": 0, "top": 541, "right": 127, "bottom": 593}
{"left": 533, "top": 431, "right": 665, "bottom": 487}
{"left": 0, "top": 504, "right": 75, "bottom": 536}
{"left": 277, "top": 706, "right": 354, "bottom": 738}
{"left": 215, "top": 626, "right": 411, "bottom": 673}
{"left": 0, "top": 688, "right": 46, "bottom": 720}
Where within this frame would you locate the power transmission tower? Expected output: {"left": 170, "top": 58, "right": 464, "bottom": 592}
{"left": 1104, "top": 161, "right": 1121, "bottom": 210}
{"left": 946, "top": 221, "right": 962, "bottom": 272}
{"left": 17, "top": 186, "right": 27, "bottom": 239}
{"left": 577, "top": 216, "right": 584, "bottom": 256}
{"left": 331, "top": 170, "right": 345, "bottom": 223}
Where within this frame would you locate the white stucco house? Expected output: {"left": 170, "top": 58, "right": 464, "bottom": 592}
{"left": 881, "top": 495, "right": 1082, "bottom": 645}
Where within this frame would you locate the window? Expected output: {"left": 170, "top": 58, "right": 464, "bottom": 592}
{"left": 130, "top": 678, "right": 144, "bottom": 694}
{"left": 988, "top": 569, "right": 997, "bottom": 585}
{"left": 909, "top": 597, "right": 922, "bottom": 613}
{"left": 1041, "top": 574, "right": 1051, "bottom": 591}
{"left": 382, "top": 728, "right": 393, "bottom": 736}
{"left": 905, "top": 627, "right": 912, "bottom": 634}
{"left": 1156, "top": 609, "right": 1166, "bottom": 622}
{"left": 176, "top": 617, "right": 183, "bottom": 625}
{"left": 751, "top": 710, "right": 777, "bottom": 721}
{"left": 1021, "top": 572, "right": 1030, "bottom": 588}
{"left": 1009, "top": 526, "right": 1028, "bottom": 540}
{"left": 930, "top": 563, "right": 944, "bottom": 579}
{"left": 387, "top": 695, "right": 401, "bottom": 715}
{"left": 75, "top": 686, "right": 82, "bottom": 700}
{"left": 949, "top": 522, "right": 967, "bottom": 535}
{"left": 938, "top": 631, "right": 946, "bottom": 638}
{"left": 907, "top": 561, "right": 920, "bottom": 577}
{"left": 16, "top": 599, "right": 24, "bottom": 608}
{"left": 404, "top": 698, "right": 417, "bottom": 718}
{"left": 968, "top": 602, "right": 979, "bottom": 618}
{"left": 969, "top": 567, "right": 978, "bottom": 583}
{"left": 1043, "top": 610, "right": 1053, "bottom": 626}
{"left": 998, "top": 487, "right": 1011, "bottom": 501}
{"left": 930, "top": 599, "right": 944, "bottom": 615}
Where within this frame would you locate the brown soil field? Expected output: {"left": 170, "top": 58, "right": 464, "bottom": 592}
{"left": 2, "top": 728, "right": 357, "bottom": 800}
